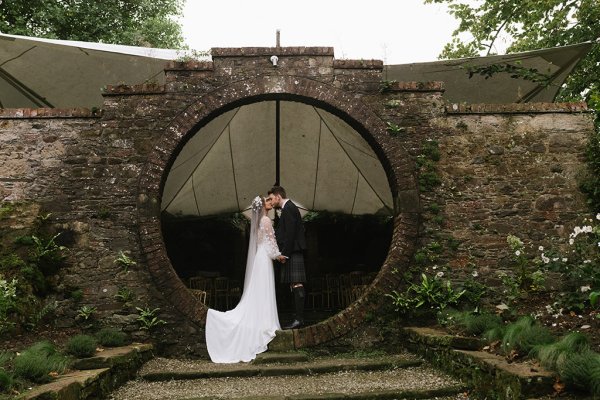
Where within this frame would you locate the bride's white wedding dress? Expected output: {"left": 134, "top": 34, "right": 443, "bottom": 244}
{"left": 205, "top": 211, "right": 281, "bottom": 363}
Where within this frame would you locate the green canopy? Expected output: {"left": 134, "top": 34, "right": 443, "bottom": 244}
{"left": 384, "top": 42, "right": 594, "bottom": 104}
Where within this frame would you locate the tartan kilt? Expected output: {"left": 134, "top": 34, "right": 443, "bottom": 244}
{"left": 280, "top": 252, "right": 306, "bottom": 283}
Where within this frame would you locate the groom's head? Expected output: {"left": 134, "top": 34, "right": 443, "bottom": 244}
{"left": 268, "top": 186, "right": 286, "bottom": 208}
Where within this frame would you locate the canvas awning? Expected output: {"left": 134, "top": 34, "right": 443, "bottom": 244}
{"left": 0, "top": 33, "right": 183, "bottom": 108}
{"left": 0, "top": 33, "right": 594, "bottom": 108}
{"left": 384, "top": 42, "right": 594, "bottom": 104}
{"left": 161, "top": 100, "right": 394, "bottom": 217}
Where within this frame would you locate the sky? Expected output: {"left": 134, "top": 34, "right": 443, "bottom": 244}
{"left": 180, "top": 0, "right": 463, "bottom": 65}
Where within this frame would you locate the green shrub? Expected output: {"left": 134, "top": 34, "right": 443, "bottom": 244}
{"left": 533, "top": 332, "right": 590, "bottom": 372}
{"left": 501, "top": 316, "right": 555, "bottom": 355}
{"left": 65, "top": 335, "right": 97, "bottom": 358}
{"left": 13, "top": 341, "right": 69, "bottom": 383}
{"left": 95, "top": 328, "right": 127, "bottom": 347}
{"left": 0, "top": 369, "right": 13, "bottom": 392}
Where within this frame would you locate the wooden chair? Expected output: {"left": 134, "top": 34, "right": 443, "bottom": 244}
{"left": 323, "top": 274, "right": 339, "bottom": 310}
{"left": 307, "top": 277, "right": 325, "bottom": 309}
{"left": 213, "top": 277, "right": 230, "bottom": 310}
{"left": 350, "top": 271, "right": 366, "bottom": 301}
{"left": 228, "top": 279, "right": 242, "bottom": 307}
{"left": 189, "top": 289, "right": 207, "bottom": 305}
{"left": 189, "top": 277, "right": 213, "bottom": 307}
{"left": 338, "top": 273, "right": 353, "bottom": 307}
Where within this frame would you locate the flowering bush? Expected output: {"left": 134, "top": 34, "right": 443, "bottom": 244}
{"left": 540, "top": 213, "right": 600, "bottom": 312}
{"left": 0, "top": 275, "right": 18, "bottom": 334}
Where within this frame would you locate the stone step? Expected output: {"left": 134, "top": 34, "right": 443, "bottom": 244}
{"left": 112, "top": 361, "right": 468, "bottom": 399}
{"left": 252, "top": 351, "right": 309, "bottom": 364}
{"left": 141, "top": 353, "right": 423, "bottom": 381}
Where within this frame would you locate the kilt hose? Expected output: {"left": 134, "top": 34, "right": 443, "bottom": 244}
{"left": 280, "top": 252, "right": 306, "bottom": 284}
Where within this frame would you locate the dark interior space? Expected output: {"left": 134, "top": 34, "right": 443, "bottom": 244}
{"left": 161, "top": 211, "right": 393, "bottom": 322}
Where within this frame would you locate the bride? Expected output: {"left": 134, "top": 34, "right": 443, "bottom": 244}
{"left": 205, "top": 196, "right": 281, "bottom": 363}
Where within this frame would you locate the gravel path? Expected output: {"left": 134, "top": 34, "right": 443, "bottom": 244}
{"left": 110, "top": 365, "right": 464, "bottom": 400}
{"left": 138, "top": 351, "right": 422, "bottom": 375}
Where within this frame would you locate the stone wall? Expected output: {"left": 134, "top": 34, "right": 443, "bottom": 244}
{"left": 0, "top": 47, "right": 594, "bottom": 355}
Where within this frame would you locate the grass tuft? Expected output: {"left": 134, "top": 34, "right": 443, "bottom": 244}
{"left": 501, "top": 316, "right": 555, "bottom": 355}
{"left": 558, "top": 350, "right": 600, "bottom": 395}
{"left": 66, "top": 335, "right": 97, "bottom": 358}
{"left": 13, "top": 341, "right": 69, "bottom": 383}
{"left": 95, "top": 328, "right": 128, "bottom": 347}
{"left": 453, "top": 311, "right": 504, "bottom": 336}
{"left": 533, "top": 332, "right": 590, "bottom": 372}
{"left": 0, "top": 369, "right": 13, "bottom": 392}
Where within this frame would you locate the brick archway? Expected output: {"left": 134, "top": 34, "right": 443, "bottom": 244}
{"left": 137, "top": 75, "right": 419, "bottom": 346}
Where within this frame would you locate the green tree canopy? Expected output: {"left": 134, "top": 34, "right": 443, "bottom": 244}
{"left": 425, "top": 0, "right": 600, "bottom": 207}
{"left": 0, "top": 0, "right": 185, "bottom": 49}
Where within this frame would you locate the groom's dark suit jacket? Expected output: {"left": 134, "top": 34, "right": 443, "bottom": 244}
{"left": 275, "top": 200, "right": 306, "bottom": 258}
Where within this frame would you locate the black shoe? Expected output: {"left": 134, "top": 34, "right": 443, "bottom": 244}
{"left": 284, "top": 319, "right": 303, "bottom": 330}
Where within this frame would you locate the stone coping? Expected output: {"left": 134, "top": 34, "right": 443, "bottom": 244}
{"left": 446, "top": 101, "right": 589, "bottom": 114}
{"left": 0, "top": 108, "right": 100, "bottom": 119}
{"left": 387, "top": 81, "right": 446, "bottom": 92}
{"left": 334, "top": 59, "right": 384, "bottom": 69}
{"left": 400, "top": 326, "right": 555, "bottom": 399}
{"left": 164, "top": 60, "right": 214, "bottom": 71}
{"left": 211, "top": 47, "right": 335, "bottom": 57}
{"left": 102, "top": 83, "right": 165, "bottom": 95}
{"left": 22, "top": 343, "right": 153, "bottom": 400}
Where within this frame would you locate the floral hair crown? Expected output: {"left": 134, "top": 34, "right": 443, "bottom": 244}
{"left": 251, "top": 196, "right": 263, "bottom": 212}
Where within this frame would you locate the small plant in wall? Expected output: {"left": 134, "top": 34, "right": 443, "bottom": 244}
{"left": 114, "top": 251, "right": 136, "bottom": 273}
{"left": 76, "top": 305, "right": 96, "bottom": 321}
{"left": 136, "top": 307, "right": 167, "bottom": 330}
{"left": 114, "top": 287, "right": 136, "bottom": 303}
{"left": 384, "top": 99, "right": 401, "bottom": 109}
{"left": 386, "top": 122, "right": 405, "bottom": 137}
{"left": 379, "top": 79, "right": 398, "bottom": 93}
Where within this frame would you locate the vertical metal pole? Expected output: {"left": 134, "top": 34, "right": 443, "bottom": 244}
{"left": 275, "top": 100, "right": 281, "bottom": 186}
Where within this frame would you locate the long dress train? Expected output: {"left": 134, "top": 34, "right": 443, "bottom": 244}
{"left": 205, "top": 215, "right": 281, "bottom": 363}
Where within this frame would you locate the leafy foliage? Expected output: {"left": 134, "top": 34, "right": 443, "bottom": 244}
{"left": 0, "top": 0, "right": 185, "bottom": 48}
{"left": 136, "top": 307, "right": 167, "bottom": 330}
{"left": 387, "top": 273, "right": 465, "bottom": 315}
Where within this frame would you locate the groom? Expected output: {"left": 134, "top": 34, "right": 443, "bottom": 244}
{"left": 268, "top": 186, "right": 307, "bottom": 329}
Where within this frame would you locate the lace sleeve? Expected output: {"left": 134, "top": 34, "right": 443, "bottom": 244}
{"left": 260, "top": 216, "right": 281, "bottom": 260}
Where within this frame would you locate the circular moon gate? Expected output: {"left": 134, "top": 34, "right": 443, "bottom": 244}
{"left": 137, "top": 76, "right": 419, "bottom": 346}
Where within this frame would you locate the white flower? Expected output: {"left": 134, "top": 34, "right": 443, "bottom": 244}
{"left": 538, "top": 246, "right": 544, "bottom": 251}
{"left": 515, "top": 250, "right": 521, "bottom": 256}
{"left": 496, "top": 304, "right": 509, "bottom": 311}
{"left": 552, "top": 258, "right": 558, "bottom": 262}
{"left": 569, "top": 239, "right": 574, "bottom": 245}
{"left": 596, "top": 213, "right": 600, "bottom": 221}
{"left": 542, "top": 255, "right": 550, "bottom": 264}
{"left": 581, "top": 285, "right": 591, "bottom": 293}
{"left": 562, "top": 258, "right": 568, "bottom": 262}
{"left": 471, "top": 271, "right": 479, "bottom": 278}
{"left": 436, "top": 271, "right": 444, "bottom": 278}
{"left": 583, "top": 260, "right": 591, "bottom": 264}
